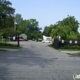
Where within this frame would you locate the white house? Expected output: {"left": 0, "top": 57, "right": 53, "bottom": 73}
{"left": 19, "top": 34, "right": 27, "bottom": 40}
{"left": 42, "top": 35, "right": 53, "bottom": 43}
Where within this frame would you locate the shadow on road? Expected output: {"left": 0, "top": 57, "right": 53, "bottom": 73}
{"left": 0, "top": 48, "right": 57, "bottom": 67}
{"left": 0, "top": 67, "right": 8, "bottom": 80}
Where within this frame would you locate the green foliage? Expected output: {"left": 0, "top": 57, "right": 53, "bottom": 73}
{"left": 77, "top": 32, "right": 80, "bottom": 39}
{"left": 43, "top": 15, "right": 79, "bottom": 40}
{"left": 0, "top": 0, "right": 42, "bottom": 41}
{"left": 60, "top": 45, "right": 80, "bottom": 49}
{"left": 61, "top": 15, "right": 79, "bottom": 33}
{"left": 0, "top": 27, "right": 15, "bottom": 37}
{"left": 43, "top": 24, "right": 59, "bottom": 37}
{"left": 0, "top": 43, "right": 21, "bottom": 49}
{"left": 57, "top": 16, "right": 79, "bottom": 39}
{"left": 51, "top": 28, "right": 58, "bottom": 38}
{"left": 0, "top": 0, "right": 15, "bottom": 29}
{"left": 43, "top": 26, "right": 50, "bottom": 36}
{"left": 67, "top": 33, "right": 78, "bottom": 40}
{"left": 19, "top": 19, "right": 27, "bottom": 33}
{"left": 20, "top": 19, "right": 42, "bottom": 40}
{"left": 15, "top": 13, "right": 23, "bottom": 26}
{"left": 16, "top": 29, "right": 21, "bottom": 35}
{"left": 0, "top": 0, "right": 15, "bottom": 38}
{"left": 48, "top": 44, "right": 53, "bottom": 48}
{"left": 14, "top": 13, "right": 23, "bottom": 35}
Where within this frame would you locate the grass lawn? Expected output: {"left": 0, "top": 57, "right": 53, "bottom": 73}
{"left": 48, "top": 44, "right": 80, "bottom": 57}
{"left": 48, "top": 44, "right": 54, "bottom": 48}
{"left": 0, "top": 39, "right": 10, "bottom": 43}
{"left": 0, "top": 43, "right": 21, "bottom": 49}
{"left": 48, "top": 44, "right": 80, "bottom": 51}
{"left": 59, "top": 49, "right": 80, "bottom": 51}
{"left": 0, "top": 49, "right": 7, "bottom": 52}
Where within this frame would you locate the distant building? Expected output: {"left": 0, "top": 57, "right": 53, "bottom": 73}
{"left": 42, "top": 35, "right": 53, "bottom": 43}
{"left": 19, "top": 34, "right": 27, "bottom": 40}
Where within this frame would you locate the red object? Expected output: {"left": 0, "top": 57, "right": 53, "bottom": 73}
{"left": 17, "top": 38, "right": 25, "bottom": 41}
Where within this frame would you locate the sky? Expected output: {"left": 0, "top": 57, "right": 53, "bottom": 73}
{"left": 9, "top": 0, "right": 80, "bottom": 31}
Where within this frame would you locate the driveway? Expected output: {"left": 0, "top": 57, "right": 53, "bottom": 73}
{"left": 0, "top": 41, "right": 80, "bottom": 80}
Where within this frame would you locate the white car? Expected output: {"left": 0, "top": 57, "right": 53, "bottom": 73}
{"left": 42, "top": 40, "right": 51, "bottom": 43}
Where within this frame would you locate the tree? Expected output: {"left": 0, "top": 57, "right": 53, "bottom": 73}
{"left": 15, "top": 14, "right": 23, "bottom": 25}
{"left": 25, "top": 19, "right": 42, "bottom": 40}
{"left": 1, "top": 27, "right": 15, "bottom": 37}
{"left": 50, "top": 16, "right": 79, "bottom": 39}
{"left": 61, "top": 16, "right": 79, "bottom": 33}
{"left": 14, "top": 17, "right": 42, "bottom": 40}
{"left": 67, "top": 32, "right": 78, "bottom": 40}
{"left": 43, "top": 24, "right": 58, "bottom": 37}
{"left": 43, "top": 25, "right": 52, "bottom": 36}
{"left": 43, "top": 26, "right": 49, "bottom": 36}
{"left": 19, "top": 19, "right": 28, "bottom": 33}
{"left": 0, "top": 0, "right": 15, "bottom": 29}
{"left": 50, "top": 28, "right": 58, "bottom": 38}
{"left": 14, "top": 13, "right": 23, "bottom": 46}
{"left": 0, "top": 0, "right": 15, "bottom": 42}
{"left": 14, "top": 13, "right": 23, "bottom": 30}
{"left": 56, "top": 26, "right": 71, "bottom": 39}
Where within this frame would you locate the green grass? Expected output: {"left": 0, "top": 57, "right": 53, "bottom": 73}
{"left": 48, "top": 44, "right": 53, "bottom": 47}
{"left": 48, "top": 44, "right": 80, "bottom": 51}
{"left": 0, "top": 49, "right": 7, "bottom": 52}
{"left": 0, "top": 39, "right": 3, "bottom": 42}
{"left": 59, "top": 49, "right": 80, "bottom": 51}
{"left": 0, "top": 43, "right": 21, "bottom": 49}
{"left": 0, "top": 38, "right": 11, "bottom": 42}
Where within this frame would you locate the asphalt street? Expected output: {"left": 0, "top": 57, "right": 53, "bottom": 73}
{"left": 0, "top": 41, "right": 80, "bottom": 80}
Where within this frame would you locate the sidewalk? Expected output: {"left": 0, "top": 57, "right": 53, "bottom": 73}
{"left": 60, "top": 51, "right": 80, "bottom": 54}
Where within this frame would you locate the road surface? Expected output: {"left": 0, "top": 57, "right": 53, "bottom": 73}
{"left": 0, "top": 41, "right": 80, "bottom": 80}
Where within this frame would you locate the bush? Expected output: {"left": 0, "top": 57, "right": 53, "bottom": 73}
{"left": 60, "top": 45, "right": 80, "bottom": 49}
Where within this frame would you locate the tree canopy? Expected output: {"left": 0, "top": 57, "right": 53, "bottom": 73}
{"left": 43, "top": 15, "right": 80, "bottom": 40}
{"left": 14, "top": 14, "right": 42, "bottom": 40}
{"left": 0, "top": 1, "right": 80, "bottom": 41}
{"left": 0, "top": 0, "right": 15, "bottom": 37}
{"left": 0, "top": 0, "right": 15, "bottom": 29}
{"left": 20, "top": 19, "right": 42, "bottom": 40}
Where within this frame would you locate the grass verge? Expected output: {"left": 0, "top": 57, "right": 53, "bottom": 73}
{"left": 0, "top": 43, "right": 21, "bottom": 49}
{"left": 59, "top": 49, "right": 80, "bottom": 51}
{"left": 0, "top": 49, "right": 7, "bottom": 52}
{"left": 48, "top": 44, "right": 80, "bottom": 51}
{"left": 48, "top": 44, "right": 53, "bottom": 48}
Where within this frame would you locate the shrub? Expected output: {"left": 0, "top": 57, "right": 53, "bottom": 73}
{"left": 60, "top": 45, "right": 80, "bottom": 49}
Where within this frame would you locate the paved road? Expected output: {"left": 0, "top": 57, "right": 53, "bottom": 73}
{"left": 0, "top": 41, "right": 80, "bottom": 80}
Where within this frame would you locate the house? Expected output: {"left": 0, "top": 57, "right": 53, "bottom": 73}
{"left": 42, "top": 35, "right": 53, "bottom": 43}
{"left": 19, "top": 34, "right": 27, "bottom": 40}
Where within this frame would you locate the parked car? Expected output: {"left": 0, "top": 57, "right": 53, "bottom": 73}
{"left": 42, "top": 40, "right": 51, "bottom": 43}
{"left": 17, "top": 38, "right": 25, "bottom": 41}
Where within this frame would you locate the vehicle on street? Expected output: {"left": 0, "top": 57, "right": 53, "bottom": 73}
{"left": 42, "top": 40, "right": 51, "bottom": 43}
{"left": 17, "top": 38, "right": 25, "bottom": 41}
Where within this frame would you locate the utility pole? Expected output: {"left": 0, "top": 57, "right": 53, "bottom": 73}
{"left": 14, "top": 19, "right": 20, "bottom": 47}
{"left": 17, "top": 34, "right": 19, "bottom": 47}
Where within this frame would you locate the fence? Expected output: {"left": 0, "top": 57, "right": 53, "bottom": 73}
{"left": 54, "top": 38, "right": 80, "bottom": 49}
